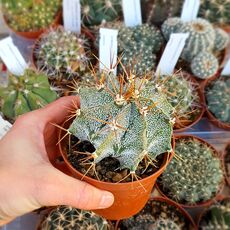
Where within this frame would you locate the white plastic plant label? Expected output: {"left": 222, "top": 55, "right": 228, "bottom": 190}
{"left": 99, "top": 28, "right": 118, "bottom": 75}
{"left": 63, "top": 0, "right": 81, "bottom": 34}
{"left": 156, "top": 33, "right": 189, "bottom": 75}
{"left": 122, "top": 0, "right": 142, "bottom": 27}
{"left": 0, "top": 116, "right": 12, "bottom": 140}
{"left": 181, "top": 0, "right": 200, "bottom": 22}
{"left": 221, "top": 58, "right": 230, "bottom": 76}
{"left": 0, "top": 37, "right": 28, "bottom": 76}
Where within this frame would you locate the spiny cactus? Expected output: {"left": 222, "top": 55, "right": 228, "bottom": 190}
{"left": 199, "top": 0, "right": 230, "bottom": 26}
{"left": 159, "top": 136, "right": 224, "bottom": 205}
{"left": 81, "top": 0, "right": 122, "bottom": 27}
{"left": 155, "top": 72, "right": 201, "bottom": 129}
{"left": 68, "top": 70, "right": 174, "bottom": 173}
{"left": 199, "top": 199, "right": 230, "bottom": 230}
{"left": 2, "top": 0, "right": 61, "bottom": 32}
{"left": 205, "top": 77, "right": 230, "bottom": 124}
{"left": 0, "top": 69, "right": 57, "bottom": 121}
{"left": 191, "top": 51, "right": 219, "bottom": 79}
{"left": 152, "top": 219, "right": 180, "bottom": 230}
{"left": 34, "top": 27, "right": 89, "bottom": 80}
{"left": 40, "top": 206, "right": 110, "bottom": 230}
{"left": 214, "top": 28, "right": 229, "bottom": 52}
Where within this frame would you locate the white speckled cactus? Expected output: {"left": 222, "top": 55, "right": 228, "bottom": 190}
{"left": 68, "top": 72, "right": 174, "bottom": 172}
{"left": 152, "top": 219, "right": 180, "bottom": 230}
{"left": 214, "top": 28, "right": 229, "bottom": 52}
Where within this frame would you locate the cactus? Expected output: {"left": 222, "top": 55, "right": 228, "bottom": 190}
{"left": 1, "top": 0, "right": 61, "bottom": 32}
{"left": 81, "top": 0, "right": 122, "bottom": 27}
{"left": 159, "top": 136, "right": 224, "bottom": 205}
{"left": 214, "top": 28, "right": 229, "bottom": 52}
{"left": 155, "top": 73, "right": 201, "bottom": 129}
{"left": 225, "top": 144, "right": 230, "bottom": 181}
{"left": 190, "top": 51, "right": 219, "bottom": 79}
{"left": 40, "top": 205, "right": 110, "bottom": 230}
{"left": 34, "top": 27, "right": 89, "bottom": 80}
{"left": 68, "top": 70, "right": 174, "bottom": 174}
{"left": 0, "top": 69, "right": 57, "bottom": 121}
{"left": 199, "top": 0, "right": 230, "bottom": 26}
{"left": 205, "top": 77, "right": 230, "bottom": 124}
{"left": 152, "top": 219, "right": 180, "bottom": 230}
{"left": 199, "top": 199, "right": 230, "bottom": 230}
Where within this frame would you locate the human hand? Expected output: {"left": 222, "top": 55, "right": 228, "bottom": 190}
{"left": 0, "top": 96, "right": 114, "bottom": 226}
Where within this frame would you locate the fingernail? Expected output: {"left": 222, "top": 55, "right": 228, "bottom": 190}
{"left": 99, "top": 192, "right": 114, "bottom": 209}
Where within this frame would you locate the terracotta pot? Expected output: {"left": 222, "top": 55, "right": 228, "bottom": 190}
{"left": 3, "top": 10, "right": 62, "bottom": 40}
{"left": 115, "top": 196, "right": 197, "bottom": 230}
{"left": 222, "top": 25, "right": 230, "bottom": 33}
{"left": 58, "top": 123, "right": 175, "bottom": 220}
{"left": 156, "top": 134, "right": 225, "bottom": 209}
{"left": 201, "top": 75, "right": 230, "bottom": 130}
{"left": 224, "top": 142, "right": 230, "bottom": 186}
{"left": 197, "top": 196, "right": 230, "bottom": 229}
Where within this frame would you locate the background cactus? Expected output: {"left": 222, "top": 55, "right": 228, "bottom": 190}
{"left": 34, "top": 27, "right": 89, "bottom": 80}
{"left": 68, "top": 70, "right": 174, "bottom": 174}
{"left": 0, "top": 69, "right": 57, "bottom": 121}
{"left": 152, "top": 219, "right": 180, "bottom": 230}
{"left": 40, "top": 205, "right": 111, "bottom": 230}
{"left": 158, "top": 136, "right": 224, "bottom": 205}
{"left": 191, "top": 51, "right": 219, "bottom": 79}
{"left": 199, "top": 198, "right": 230, "bottom": 230}
{"left": 205, "top": 76, "right": 230, "bottom": 124}
{"left": 81, "top": 0, "right": 122, "bottom": 27}
{"left": 214, "top": 28, "right": 229, "bottom": 52}
{"left": 1, "top": 0, "right": 61, "bottom": 32}
{"left": 199, "top": 0, "right": 230, "bottom": 27}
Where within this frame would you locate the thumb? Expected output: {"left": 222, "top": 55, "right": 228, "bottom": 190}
{"left": 35, "top": 167, "right": 114, "bottom": 210}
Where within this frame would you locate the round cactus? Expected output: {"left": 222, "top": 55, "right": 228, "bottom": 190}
{"left": 0, "top": 69, "right": 57, "bottom": 121}
{"left": 159, "top": 136, "right": 224, "bottom": 205}
{"left": 191, "top": 51, "right": 219, "bottom": 79}
{"left": 152, "top": 219, "right": 180, "bottom": 230}
{"left": 81, "top": 0, "right": 122, "bottom": 27}
{"left": 34, "top": 27, "right": 89, "bottom": 80}
{"left": 2, "top": 0, "right": 61, "bottom": 32}
{"left": 214, "top": 28, "right": 229, "bottom": 52}
{"left": 68, "top": 70, "right": 174, "bottom": 174}
{"left": 40, "top": 205, "right": 110, "bottom": 230}
{"left": 205, "top": 76, "right": 230, "bottom": 124}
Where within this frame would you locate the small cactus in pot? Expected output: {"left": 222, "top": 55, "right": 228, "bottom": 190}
{"left": 0, "top": 69, "right": 58, "bottom": 121}
{"left": 158, "top": 136, "right": 224, "bottom": 206}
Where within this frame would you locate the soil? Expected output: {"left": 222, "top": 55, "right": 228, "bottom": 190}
{"left": 66, "top": 135, "right": 165, "bottom": 183}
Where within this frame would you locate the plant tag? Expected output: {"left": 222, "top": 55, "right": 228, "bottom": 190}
{"left": 99, "top": 28, "right": 118, "bottom": 75}
{"left": 156, "top": 33, "right": 189, "bottom": 75}
{"left": 0, "top": 116, "right": 12, "bottom": 140}
{"left": 0, "top": 37, "right": 28, "bottom": 76}
{"left": 122, "top": 0, "right": 142, "bottom": 27}
{"left": 181, "top": 0, "right": 200, "bottom": 22}
{"left": 63, "top": 0, "right": 81, "bottom": 34}
{"left": 221, "top": 58, "right": 230, "bottom": 76}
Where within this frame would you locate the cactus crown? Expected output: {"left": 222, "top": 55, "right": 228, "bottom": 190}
{"left": 40, "top": 206, "right": 110, "bottom": 230}
{"left": 2, "top": 0, "right": 61, "bottom": 32}
{"left": 159, "top": 136, "right": 224, "bottom": 205}
{"left": 68, "top": 70, "right": 174, "bottom": 173}
{"left": 34, "top": 27, "right": 89, "bottom": 80}
{"left": 205, "top": 76, "right": 230, "bottom": 123}
{"left": 0, "top": 69, "right": 57, "bottom": 121}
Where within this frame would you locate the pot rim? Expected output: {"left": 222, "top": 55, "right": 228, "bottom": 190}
{"left": 223, "top": 142, "right": 230, "bottom": 186}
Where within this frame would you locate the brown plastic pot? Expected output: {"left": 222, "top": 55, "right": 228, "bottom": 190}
{"left": 3, "top": 10, "right": 62, "bottom": 40}
{"left": 201, "top": 75, "right": 230, "bottom": 130}
{"left": 58, "top": 124, "right": 175, "bottom": 220}
{"left": 224, "top": 142, "right": 230, "bottom": 186}
{"left": 156, "top": 134, "right": 225, "bottom": 209}
{"left": 115, "top": 196, "right": 197, "bottom": 230}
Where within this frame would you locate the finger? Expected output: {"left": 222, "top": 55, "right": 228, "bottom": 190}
{"left": 34, "top": 167, "right": 114, "bottom": 210}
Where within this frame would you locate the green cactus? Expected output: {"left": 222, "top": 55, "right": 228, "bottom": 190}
{"left": 199, "top": 199, "right": 230, "bottom": 230}
{"left": 40, "top": 205, "right": 111, "bottom": 230}
{"left": 190, "top": 51, "right": 219, "bottom": 79}
{"left": 199, "top": 0, "right": 230, "bottom": 26}
{"left": 0, "top": 69, "right": 57, "bottom": 121}
{"left": 214, "top": 28, "right": 229, "bottom": 52}
{"left": 68, "top": 70, "right": 174, "bottom": 174}
{"left": 152, "top": 219, "right": 180, "bottom": 230}
{"left": 81, "top": 0, "right": 122, "bottom": 27}
{"left": 2, "top": 0, "right": 61, "bottom": 32}
{"left": 205, "top": 76, "right": 230, "bottom": 124}
{"left": 34, "top": 27, "right": 89, "bottom": 80}
{"left": 159, "top": 136, "right": 224, "bottom": 205}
